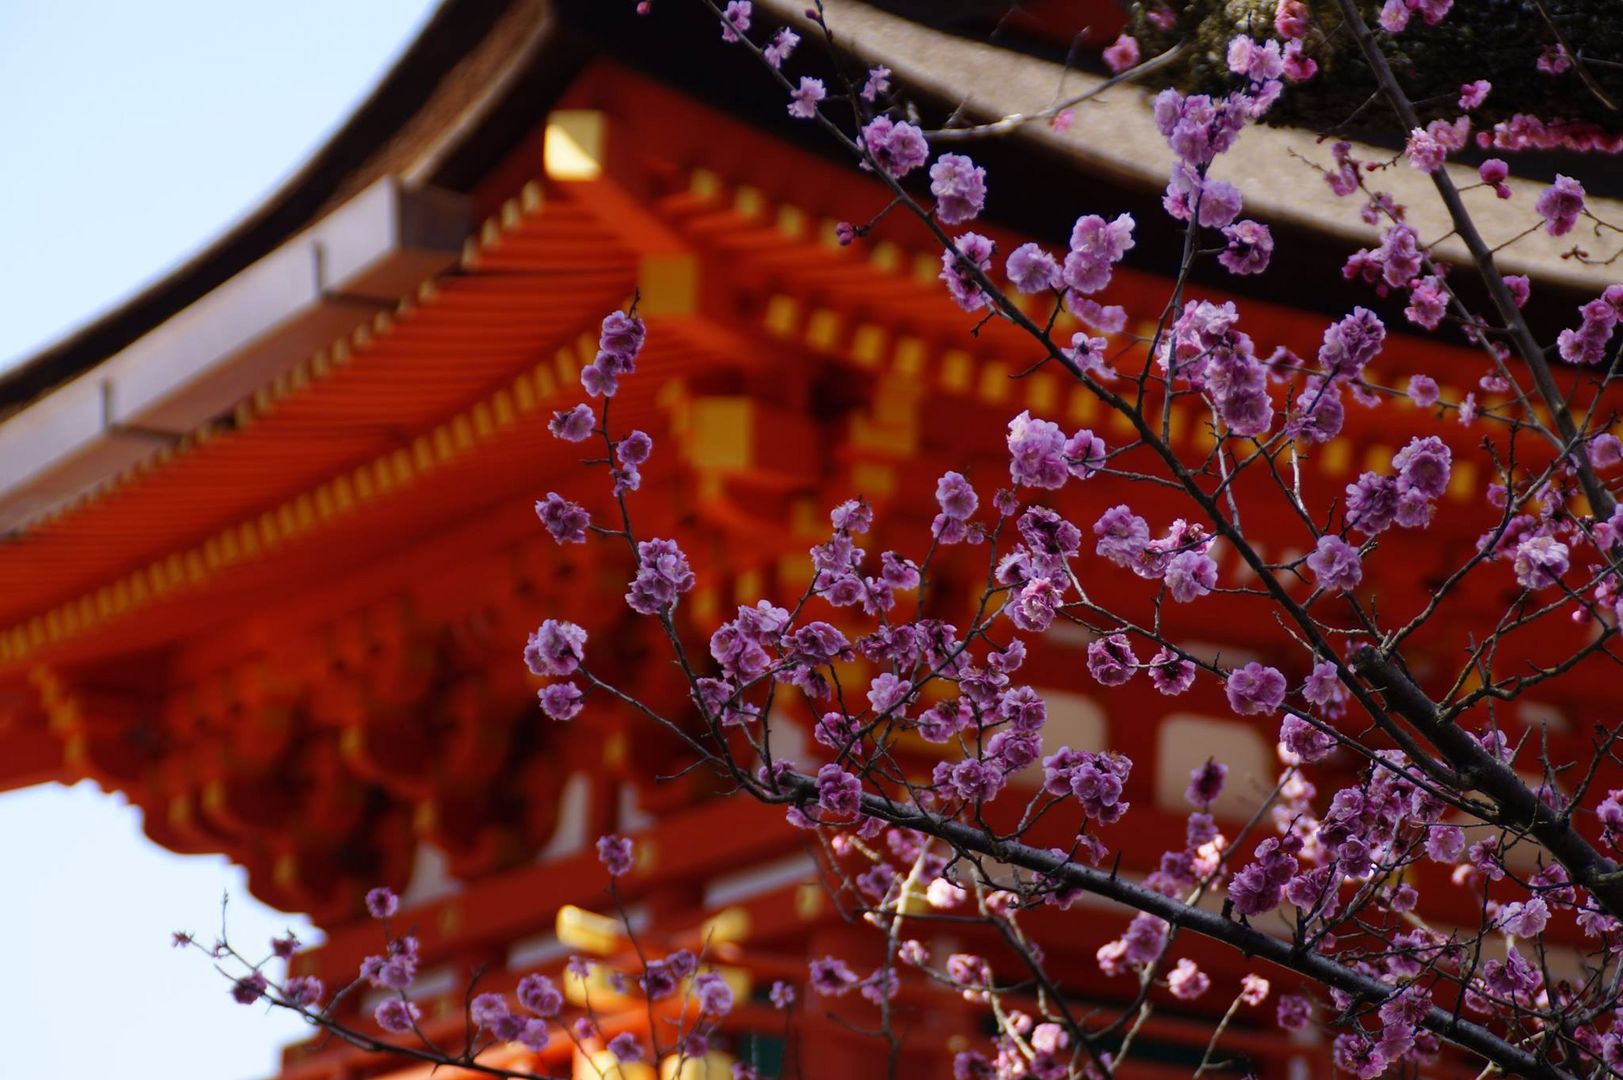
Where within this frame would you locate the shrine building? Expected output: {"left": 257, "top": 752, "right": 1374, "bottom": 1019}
{"left": 2, "top": 2, "right": 1619, "bottom": 1077}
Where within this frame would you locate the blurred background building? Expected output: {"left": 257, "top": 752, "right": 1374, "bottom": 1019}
{"left": 2, "top": 2, "right": 1618, "bottom": 1076}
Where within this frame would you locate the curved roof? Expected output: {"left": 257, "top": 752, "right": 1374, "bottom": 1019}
{"left": 0, "top": 0, "right": 558, "bottom": 414}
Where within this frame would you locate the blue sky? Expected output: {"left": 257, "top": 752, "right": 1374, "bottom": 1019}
{"left": 0, "top": 2, "right": 440, "bottom": 1077}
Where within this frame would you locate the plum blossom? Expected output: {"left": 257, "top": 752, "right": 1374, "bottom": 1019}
{"left": 939, "top": 232, "right": 994, "bottom": 312}
{"left": 763, "top": 26, "right": 798, "bottom": 68}
{"left": 859, "top": 116, "right": 929, "bottom": 177}
{"left": 524, "top": 620, "right": 586, "bottom": 677}
{"left": 626, "top": 538, "right": 695, "bottom": 614}
{"left": 929, "top": 154, "right": 987, "bottom": 225}
{"left": 1087, "top": 634, "right": 1137, "bottom": 687}
{"left": 1408, "top": 374, "right": 1439, "bottom": 407}
{"left": 538, "top": 682, "right": 583, "bottom": 722}
{"left": 1149, "top": 648, "right": 1197, "bottom": 695}
{"left": 1102, "top": 34, "right": 1140, "bottom": 73}
{"left": 1513, "top": 536, "right": 1569, "bottom": 590}
{"left": 809, "top": 956, "right": 860, "bottom": 996}
{"left": 1006, "top": 243, "right": 1061, "bottom": 293}
{"left": 536, "top": 492, "right": 589, "bottom": 544}
{"left": 1306, "top": 534, "right": 1362, "bottom": 592}
{"left": 1006, "top": 411, "right": 1069, "bottom": 489}
{"left": 718, "top": 1, "right": 750, "bottom": 41}
{"left": 787, "top": 77, "right": 825, "bottom": 119}
{"left": 366, "top": 887, "right": 399, "bottom": 919}
{"left": 1535, "top": 175, "right": 1585, "bottom": 236}
{"left": 1219, "top": 220, "right": 1273, "bottom": 275}
{"left": 1167, "top": 958, "right": 1210, "bottom": 1000}
{"left": 376, "top": 998, "right": 421, "bottom": 1034}
{"left": 1165, "top": 550, "right": 1217, "bottom": 602}
{"left": 1459, "top": 80, "right": 1491, "bottom": 109}
{"left": 860, "top": 66, "right": 890, "bottom": 102}
{"left": 1225, "top": 662, "right": 1286, "bottom": 716}
{"left": 817, "top": 764, "right": 862, "bottom": 819}
{"left": 597, "top": 834, "right": 633, "bottom": 875}
{"left": 548, "top": 403, "right": 594, "bottom": 441}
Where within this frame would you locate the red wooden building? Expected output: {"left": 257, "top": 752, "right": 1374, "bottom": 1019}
{"left": 3, "top": 2, "right": 1618, "bottom": 1076}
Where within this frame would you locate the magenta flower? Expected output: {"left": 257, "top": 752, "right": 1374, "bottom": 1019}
{"left": 1535, "top": 175, "right": 1585, "bottom": 236}
{"left": 1149, "top": 648, "right": 1197, "bottom": 695}
{"left": 471, "top": 992, "right": 510, "bottom": 1030}
{"left": 283, "top": 976, "right": 323, "bottom": 1008}
{"left": 1513, "top": 536, "right": 1569, "bottom": 590}
{"left": 1218, "top": 220, "right": 1273, "bottom": 275}
{"left": 1086, "top": 634, "right": 1137, "bottom": 687}
{"left": 626, "top": 537, "right": 695, "bottom": 614}
{"left": 608, "top": 1032, "right": 643, "bottom": 1063}
{"left": 375, "top": 998, "right": 421, "bottom": 1034}
{"left": 1165, "top": 550, "right": 1217, "bottom": 602}
{"left": 939, "top": 232, "right": 994, "bottom": 311}
{"left": 763, "top": 26, "right": 798, "bottom": 68}
{"left": 1186, "top": 760, "right": 1227, "bottom": 807}
{"left": 517, "top": 973, "right": 562, "bottom": 1017}
{"left": 935, "top": 471, "right": 978, "bottom": 521}
{"left": 809, "top": 956, "right": 860, "bottom": 996}
{"left": 596, "top": 834, "right": 633, "bottom": 876}
{"left": 365, "top": 887, "right": 399, "bottom": 919}
{"left": 718, "top": 0, "right": 750, "bottom": 42}
{"left": 231, "top": 971, "right": 268, "bottom": 1005}
{"left": 858, "top": 116, "right": 929, "bottom": 177}
{"left": 929, "top": 153, "right": 987, "bottom": 225}
{"left": 787, "top": 77, "right": 825, "bottom": 120}
{"left": 695, "top": 971, "right": 734, "bottom": 1015}
{"left": 524, "top": 619, "right": 587, "bottom": 677}
{"left": 1102, "top": 33, "right": 1140, "bottom": 73}
{"left": 816, "top": 763, "right": 862, "bottom": 819}
{"left": 1393, "top": 435, "right": 1451, "bottom": 500}
{"left": 860, "top": 65, "right": 891, "bottom": 102}
{"left": 1167, "top": 958, "right": 1210, "bottom": 1000}
{"left": 1225, "top": 662, "right": 1286, "bottom": 716}
{"left": 548, "top": 402, "right": 594, "bottom": 441}
{"left": 1006, "top": 242, "right": 1061, "bottom": 293}
{"left": 1006, "top": 411, "right": 1069, "bottom": 489}
{"left": 535, "top": 492, "right": 589, "bottom": 544}
{"left": 1407, "top": 374, "right": 1439, "bottom": 407}
{"left": 1306, "top": 535, "right": 1362, "bottom": 592}
{"left": 538, "top": 682, "right": 583, "bottom": 722}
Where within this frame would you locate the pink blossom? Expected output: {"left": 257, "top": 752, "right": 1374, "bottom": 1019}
{"left": 1459, "top": 80, "right": 1491, "bottom": 109}
{"left": 1513, "top": 535, "right": 1569, "bottom": 590}
{"left": 719, "top": 0, "right": 750, "bottom": 42}
{"left": 1102, "top": 34, "right": 1140, "bottom": 74}
{"left": 1306, "top": 535, "right": 1362, "bottom": 592}
{"left": 787, "top": 77, "right": 825, "bottom": 120}
{"left": 1219, "top": 220, "right": 1273, "bottom": 274}
{"left": 1535, "top": 175, "right": 1585, "bottom": 236}
{"left": 1282, "top": 40, "right": 1317, "bottom": 80}
{"left": 929, "top": 153, "right": 987, "bottom": 225}
{"left": 596, "top": 834, "right": 633, "bottom": 875}
{"left": 1225, "top": 662, "right": 1286, "bottom": 716}
{"left": 859, "top": 116, "right": 929, "bottom": 177}
{"left": 860, "top": 66, "right": 890, "bottom": 102}
{"left": 939, "top": 232, "right": 994, "bottom": 311}
{"left": 1087, "top": 634, "right": 1138, "bottom": 687}
{"left": 1275, "top": 0, "right": 1309, "bottom": 38}
{"left": 1167, "top": 958, "right": 1210, "bottom": 1000}
{"left": 1408, "top": 375, "right": 1439, "bottom": 407}
{"left": 1006, "top": 243, "right": 1061, "bottom": 292}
